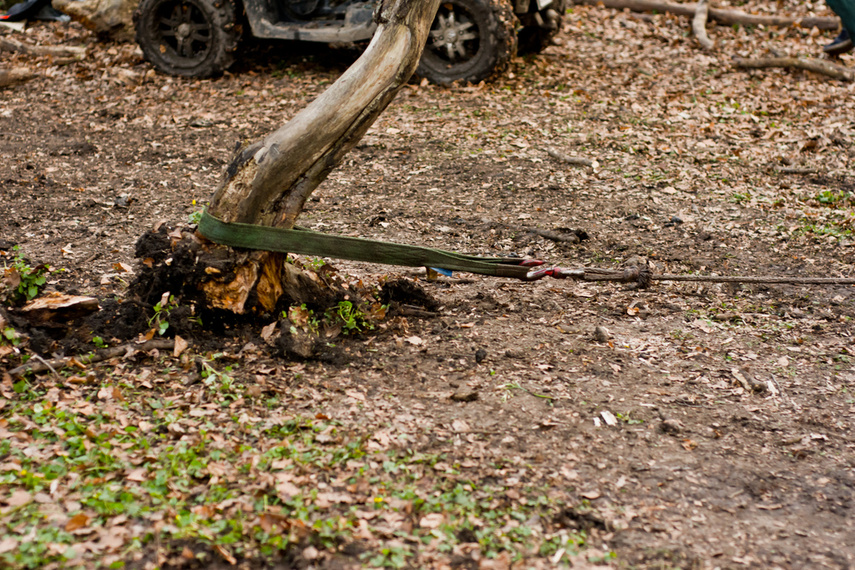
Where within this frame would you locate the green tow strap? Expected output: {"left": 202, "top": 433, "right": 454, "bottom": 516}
{"left": 198, "top": 210, "right": 534, "bottom": 280}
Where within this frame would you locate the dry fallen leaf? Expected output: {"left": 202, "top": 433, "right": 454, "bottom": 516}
{"left": 65, "top": 512, "right": 90, "bottom": 532}
{"left": 125, "top": 467, "right": 147, "bottom": 482}
{"left": 600, "top": 411, "right": 618, "bottom": 427}
{"left": 419, "top": 513, "right": 444, "bottom": 529}
{"left": 259, "top": 512, "right": 289, "bottom": 534}
{"left": 173, "top": 335, "right": 188, "bottom": 357}
{"left": 112, "top": 262, "right": 133, "bottom": 273}
{"left": 260, "top": 321, "right": 277, "bottom": 341}
{"left": 213, "top": 544, "right": 237, "bottom": 565}
{"left": 7, "top": 489, "right": 32, "bottom": 507}
{"left": 277, "top": 481, "right": 301, "bottom": 500}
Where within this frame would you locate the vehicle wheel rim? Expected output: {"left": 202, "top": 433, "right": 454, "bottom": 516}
{"left": 154, "top": 0, "right": 213, "bottom": 64}
{"left": 428, "top": 3, "right": 480, "bottom": 64}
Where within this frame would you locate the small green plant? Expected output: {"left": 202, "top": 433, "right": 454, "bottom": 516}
{"left": 325, "top": 300, "right": 371, "bottom": 334}
{"left": 149, "top": 293, "right": 177, "bottom": 335}
{"left": 188, "top": 209, "right": 203, "bottom": 225}
{"left": 306, "top": 257, "right": 326, "bottom": 270}
{"left": 815, "top": 190, "right": 854, "bottom": 208}
{"left": 361, "top": 545, "right": 410, "bottom": 568}
{"left": 538, "top": 530, "right": 587, "bottom": 562}
{"left": 286, "top": 304, "right": 320, "bottom": 334}
{"left": 199, "top": 354, "right": 238, "bottom": 395}
{"left": 501, "top": 382, "right": 554, "bottom": 402}
{"left": 800, "top": 221, "right": 853, "bottom": 239}
{"left": 92, "top": 336, "right": 107, "bottom": 349}
{"left": 730, "top": 192, "right": 751, "bottom": 204}
{"left": 2, "top": 247, "right": 49, "bottom": 305}
{"left": 616, "top": 412, "right": 644, "bottom": 425}
{"left": 501, "top": 382, "right": 522, "bottom": 402}
{"left": 2, "top": 327, "right": 21, "bottom": 347}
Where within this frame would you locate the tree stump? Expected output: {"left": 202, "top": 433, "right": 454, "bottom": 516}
{"left": 133, "top": 0, "right": 442, "bottom": 321}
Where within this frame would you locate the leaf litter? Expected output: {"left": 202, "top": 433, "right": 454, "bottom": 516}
{"left": 1, "top": 1, "right": 855, "bottom": 568}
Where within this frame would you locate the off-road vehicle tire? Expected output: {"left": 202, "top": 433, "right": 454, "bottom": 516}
{"left": 516, "top": 0, "right": 566, "bottom": 54}
{"left": 416, "top": 0, "right": 517, "bottom": 85}
{"left": 134, "top": 0, "right": 242, "bottom": 78}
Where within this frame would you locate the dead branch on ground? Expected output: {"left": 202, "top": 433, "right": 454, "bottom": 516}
{"left": 0, "top": 36, "right": 86, "bottom": 58}
{"left": 692, "top": 0, "right": 714, "bottom": 50}
{"left": 0, "top": 66, "right": 34, "bottom": 86}
{"left": 9, "top": 338, "right": 176, "bottom": 377}
{"left": 527, "top": 228, "right": 583, "bottom": 244}
{"left": 575, "top": 0, "right": 839, "bottom": 30}
{"left": 545, "top": 148, "right": 595, "bottom": 169}
{"left": 734, "top": 57, "right": 854, "bottom": 82}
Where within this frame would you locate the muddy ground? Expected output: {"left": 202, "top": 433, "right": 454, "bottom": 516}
{"left": 1, "top": 2, "right": 855, "bottom": 568}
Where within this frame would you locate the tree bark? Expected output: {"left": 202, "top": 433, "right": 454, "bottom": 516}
{"left": 207, "top": 0, "right": 441, "bottom": 228}
{"left": 186, "top": 0, "right": 441, "bottom": 315}
{"left": 574, "top": 0, "right": 840, "bottom": 30}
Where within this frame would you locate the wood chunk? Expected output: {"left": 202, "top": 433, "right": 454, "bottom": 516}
{"left": 18, "top": 293, "right": 99, "bottom": 324}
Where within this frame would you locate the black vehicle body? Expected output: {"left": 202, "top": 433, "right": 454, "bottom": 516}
{"left": 134, "top": 0, "right": 565, "bottom": 83}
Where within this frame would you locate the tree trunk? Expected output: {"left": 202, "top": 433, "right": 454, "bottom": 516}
{"left": 208, "top": 0, "right": 440, "bottom": 227}
{"left": 180, "top": 0, "right": 441, "bottom": 315}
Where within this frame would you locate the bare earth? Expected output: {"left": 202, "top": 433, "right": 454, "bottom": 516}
{"left": 1, "top": 2, "right": 855, "bottom": 568}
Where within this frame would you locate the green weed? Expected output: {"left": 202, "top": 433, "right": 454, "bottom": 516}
{"left": 2, "top": 246, "right": 49, "bottom": 305}
{"left": 814, "top": 190, "right": 854, "bottom": 208}
{"left": 325, "top": 300, "right": 371, "bottom": 334}
{"left": 149, "top": 293, "right": 178, "bottom": 335}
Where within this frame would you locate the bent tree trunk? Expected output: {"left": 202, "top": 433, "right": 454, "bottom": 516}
{"left": 190, "top": 0, "right": 442, "bottom": 315}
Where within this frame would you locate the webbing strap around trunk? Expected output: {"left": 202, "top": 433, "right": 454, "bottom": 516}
{"left": 198, "top": 210, "right": 534, "bottom": 280}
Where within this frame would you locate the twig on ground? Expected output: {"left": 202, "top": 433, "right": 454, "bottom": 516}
{"left": 776, "top": 166, "right": 816, "bottom": 175}
{"left": 733, "top": 57, "right": 855, "bottom": 82}
{"left": 527, "top": 228, "right": 582, "bottom": 244}
{"left": 692, "top": 0, "right": 714, "bottom": 50}
{"left": 574, "top": 0, "right": 839, "bottom": 29}
{"left": 544, "top": 265, "right": 855, "bottom": 287}
{"left": 545, "top": 148, "right": 595, "bottom": 169}
{"left": 29, "top": 354, "right": 61, "bottom": 380}
{"left": 10, "top": 338, "right": 176, "bottom": 377}
{"left": 0, "top": 67, "right": 34, "bottom": 87}
{"left": 0, "top": 36, "right": 86, "bottom": 58}
{"left": 396, "top": 304, "right": 440, "bottom": 318}
{"left": 456, "top": 216, "right": 587, "bottom": 245}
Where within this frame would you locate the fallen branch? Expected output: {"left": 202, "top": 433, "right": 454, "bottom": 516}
{"left": 575, "top": 0, "right": 839, "bottom": 30}
{"left": 395, "top": 304, "right": 440, "bottom": 318}
{"left": 528, "top": 228, "right": 583, "bottom": 244}
{"left": 525, "top": 264, "right": 855, "bottom": 286}
{"left": 9, "top": 338, "right": 176, "bottom": 377}
{"left": 733, "top": 57, "right": 855, "bottom": 82}
{"left": 453, "top": 216, "right": 588, "bottom": 245}
{"left": 0, "top": 66, "right": 34, "bottom": 87}
{"left": 545, "top": 148, "right": 595, "bottom": 169}
{"left": 0, "top": 36, "right": 86, "bottom": 58}
{"left": 692, "top": 0, "right": 714, "bottom": 50}
{"left": 777, "top": 166, "right": 816, "bottom": 175}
